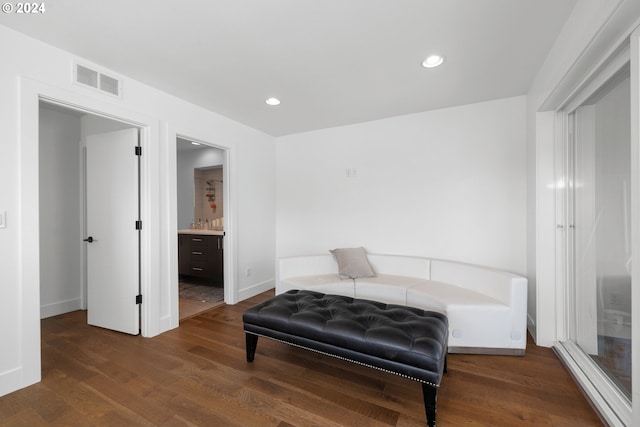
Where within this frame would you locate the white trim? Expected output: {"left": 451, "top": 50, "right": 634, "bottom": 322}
{"left": 15, "top": 76, "right": 43, "bottom": 393}
{"left": 159, "top": 121, "right": 178, "bottom": 331}
{"left": 533, "top": 110, "right": 557, "bottom": 347}
{"left": 138, "top": 123, "right": 162, "bottom": 337}
{"left": 554, "top": 110, "right": 568, "bottom": 344}
{"left": 237, "top": 279, "right": 275, "bottom": 302}
{"left": 526, "top": 313, "right": 537, "bottom": 340}
{"left": 629, "top": 24, "right": 640, "bottom": 423}
{"left": 40, "top": 298, "right": 83, "bottom": 319}
{"left": 554, "top": 342, "right": 629, "bottom": 426}
{"left": 171, "top": 132, "right": 239, "bottom": 310}
{"left": 540, "top": 2, "right": 638, "bottom": 111}
{"left": 16, "top": 75, "right": 168, "bottom": 394}
{"left": 38, "top": 93, "right": 161, "bottom": 338}
{"left": 562, "top": 45, "right": 631, "bottom": 114}
{"left": 0, "top": 367, "right": 26, "bottom": 397}
{"left": 551, "top": 34, "right": 634, "bottom": 426}
{"left": 225, "top": 144, "right": 239, "bottom": 304}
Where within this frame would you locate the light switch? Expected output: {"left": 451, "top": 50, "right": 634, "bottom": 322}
{"left": 0, "top": 210, "right": 6, "bottom": 229}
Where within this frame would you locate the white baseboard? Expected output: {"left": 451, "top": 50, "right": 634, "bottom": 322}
{"left": 40, "top": 298, "right": 83, "bottom": 319}
{"left": 237, "top": 279, "right": 274, "bottom": 302}
{"left": 0, "top": 365, "right": 39, "bottom": 398}
{"left": 527, "top": 313, "right": 538, "bottom": 345}
{"left": 159, "top": 314, "right": 177, "bottom": 333}
{"left": 553, "top": 342, "right": 629, "bottom": 426}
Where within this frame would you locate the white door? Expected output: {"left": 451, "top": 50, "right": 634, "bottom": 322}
{"left": 85, "top": 128, "right": 140, "bottom": 335}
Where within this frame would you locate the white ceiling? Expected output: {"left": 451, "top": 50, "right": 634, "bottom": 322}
{"left": 1, "top": 0, "right": 576, "bottom": 136}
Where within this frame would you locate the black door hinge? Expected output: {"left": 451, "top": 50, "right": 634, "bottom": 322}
{"left": 135, "top": 220, "right": 142, "bottom": 230}
{"left": 136, "top": 294, "right": 142, "bottom": 304}
{"left": 135, "top": 146, "right": 142, "bottom": 156}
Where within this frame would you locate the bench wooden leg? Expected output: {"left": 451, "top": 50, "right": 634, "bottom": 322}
{"left": 422, "top": 383, "right": 437, "bottom": 427}
{"left": 245, "top": 333, "right": 258, "bottom": 362}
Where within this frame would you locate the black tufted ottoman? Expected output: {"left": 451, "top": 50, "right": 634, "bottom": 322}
{"left": 243, "top": 290, "right": 448, "bottom": 426}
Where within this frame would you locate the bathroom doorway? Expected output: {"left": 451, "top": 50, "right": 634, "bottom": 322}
{"left": 176, "top": 137, "right": 226, "bottom": 320}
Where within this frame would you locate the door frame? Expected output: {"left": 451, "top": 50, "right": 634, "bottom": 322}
{"left": 19, "top": 77, "right": 162, "bottom": 386}
{"left": 174, "top": 135, "right": 234, "bottom": 306}
{"left": 550, "top": 42, "right": 633, "bottom": 426}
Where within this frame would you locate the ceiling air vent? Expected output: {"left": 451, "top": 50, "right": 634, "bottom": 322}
{"left": 74, "top": 62, "right": 122, "bottom": 98}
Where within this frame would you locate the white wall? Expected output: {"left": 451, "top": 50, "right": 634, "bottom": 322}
{"left": 236, "top": 134, "right": 277, "bottom": 299}
{"left": 0, "top": 24, "right": 276, "bottom": 397}
{"left": 39, "top": 105, "right": 83, "bottom": 318}
{"left": 276, "top": 96, "right": 527, "bottom": 275}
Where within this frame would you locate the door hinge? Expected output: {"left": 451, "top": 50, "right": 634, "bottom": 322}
{"left": 135, "top": 220, "right": 142, "bottom": 230}
{"left": 135, "top": 146, "right": 142, "bottom": 156}
{"left": 136, "top": 294, "right": 142, "bottom": 304}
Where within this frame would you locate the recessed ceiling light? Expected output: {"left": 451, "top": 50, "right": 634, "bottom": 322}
{"left": 191, "top": 141, "right": 201, "bottom": 146}
{"left": 265, "top": 97, "right": 281, "bottom": 106}
{"left": 422, "top": 55, "right": 444, "bottom": 68}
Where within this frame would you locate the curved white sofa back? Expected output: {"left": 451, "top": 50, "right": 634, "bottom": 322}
{"left": 277, "top": 254, "right": 528, "bottom": 355}
{"left": 430, "top": 259, "right": 525, "bottom": 307}
{"left": 367, "top": 254, "right": 431, "bottom": 279}
{"left": 278, "top": 254, "right": 339, "bottom": 278}
{"left": 278, "top": 254, "right": 524, "bottom": 303}
{"left": 278, "top": 254, "right": 432, "bottom": 280}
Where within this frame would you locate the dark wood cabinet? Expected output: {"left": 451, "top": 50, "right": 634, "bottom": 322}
{"left": 178, "top": 233, "right": 223, "bottom": 284}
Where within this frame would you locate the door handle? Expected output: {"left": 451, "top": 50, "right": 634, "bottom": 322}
{"left": 83, "top": 236, "right": 94, "bottom": 243}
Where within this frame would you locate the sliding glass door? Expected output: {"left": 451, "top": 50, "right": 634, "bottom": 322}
{"left": 566, "top": 64, "right": 632, "bottom": 405}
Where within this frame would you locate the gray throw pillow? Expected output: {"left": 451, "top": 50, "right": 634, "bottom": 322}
{"left": 330, "top": 247, "right": 375, "bottom": 279}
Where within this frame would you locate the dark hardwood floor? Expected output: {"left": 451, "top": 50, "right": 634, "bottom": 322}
{"left": 0, "top": 291, "right": 603, "bottom": 426}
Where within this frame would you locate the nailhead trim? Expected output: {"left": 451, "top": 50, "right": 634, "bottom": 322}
{"left": 247, "top": 331, "right": 441, "bottom": 388}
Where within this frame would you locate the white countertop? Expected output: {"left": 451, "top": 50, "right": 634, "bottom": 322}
{"left": 178, "top": 229, "right": 224, "bottom": 236}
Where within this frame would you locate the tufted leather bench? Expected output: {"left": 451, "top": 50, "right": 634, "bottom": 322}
{"left": 243, "top": 290, "right": 448, "bottom": 426}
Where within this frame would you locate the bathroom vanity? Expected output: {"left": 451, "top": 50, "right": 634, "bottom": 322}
{"left": 178, "top": 230, "right": 224, "bottom": 284}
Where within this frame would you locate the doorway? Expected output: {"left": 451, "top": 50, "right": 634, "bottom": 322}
{"left": 39, "top": 101, "right": 141, "bottom": 334}
{"left": 176, "top": 137, "right": 226, "bottom": 320}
